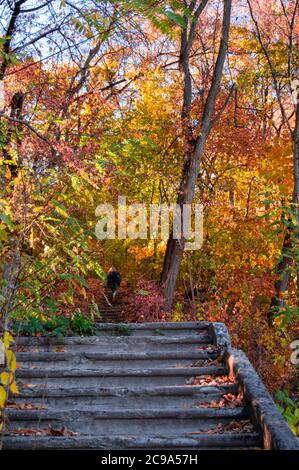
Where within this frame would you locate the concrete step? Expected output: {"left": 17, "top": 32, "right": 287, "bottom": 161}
{"left": 98, "top": 306, "right": 123, "bottom": 311}
{"left": 98, "top": 310, "right": 123, "bottom": 315}
{"left": 17, "top": 365, "right": 227, "bottom": 387}
{"left": 16, "top": 350, "right": 221, "bottom": 369}
{"left": 7, "top": 409, "right": 249, "bottom": 435}
{"left": 99, "top": 314, "right": 123, "bottom": 318}
{"left": 12, "top": 384, "right": 238, "bottom": 410}
{"left": 99, "top": 310, "right": 122, "bottom": 313}
{"left": 94, "top": 322, "right": 210, "bottom": 337}
{"left": 3, "top": 433, "right": 262, "bottom": 449}
{"left": 15, "top": 334, "right": 212, "bottom": 352}
{"left": 8, "top": 406, "right": 248, "bottom": 421}
{"left": 98, "top": 317, "right": 122, "bottom": 323}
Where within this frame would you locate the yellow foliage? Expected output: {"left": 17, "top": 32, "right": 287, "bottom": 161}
{"left": 0, "top": 385, "right": 6, "bottom": 409}
{"left": 0, "top": 330, "right": 19, "bottom": 434}
{"left": 10, "top": 381, "right": 19, "bottom": 395}
{"left": 3, "top": 331, "right": 14, "bottom": 349}
{"left": 0, "top": 372, "right": 12, "bottom": 386}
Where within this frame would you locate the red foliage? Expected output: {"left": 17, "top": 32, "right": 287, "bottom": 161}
{"left": 48, "top": 277, "right": 104, "bottom": 317}
{"left": 124, "top": 279, "right": 171, "bottom": 323}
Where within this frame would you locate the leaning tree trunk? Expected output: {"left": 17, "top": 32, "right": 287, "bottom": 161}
{"left": 161, "top": 0, "right": 232, "bottom": 311}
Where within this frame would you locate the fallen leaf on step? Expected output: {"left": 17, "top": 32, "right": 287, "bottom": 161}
{"left": 210, "top": 400, "right": 219, "bottom": 408}
{"left": 186, "top": 420, "right": 254, "bottom": 436}
{"left": 6, "top": 401, "right": 47, "bottom": 410}
{"left": 191, "top": 375, "right": 235, "bottom": 386}
{"left": 48, "top": 425, "right": 79, "bottom": 436}
{"left": 10, "top": 425, "right": 79, "bottom": 436}
{"left": 218, "top": 393, "right": 244, "bottom": 408}
{"left": 53, "top": 347, "right": 66, "bottom": 353}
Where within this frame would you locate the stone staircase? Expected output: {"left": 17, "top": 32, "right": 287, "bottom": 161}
{"left": 2, "top": 322, "right": 298, "bottom": 450}
{"left": 97, "top": 287, "right": 124, "bottom": 323}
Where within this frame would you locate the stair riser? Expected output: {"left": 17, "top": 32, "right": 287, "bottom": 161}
{"left": 98, "top": 318, "right": 124, "bottom": 321}
{"left": 8, "top": 417, "right": 247, "bottom": 436}
{"left": 11, "top": 391, "right": 235, "bottom": 410}
{"left": 2, "top": 434, "right": 262, "bottom": 450}
{"left": 14, "top": 337, "right": 212, "bottom": 353}
{"left": 19, "top": 375, "right": 225, "bottom": 387}
{"left": 95, "top": 329, "right": 209, "bottom": 337}
{"left": 22, "top": 375, "right": 224, "bottom": 388}
{"left": 16, "top": 350, "right": 219, "bottom": 361}
{"left": 98, "top": 308, "right": 124, "bottom": 312}
{"left": 16, "top": 358, "right": 219, "bottom": 368}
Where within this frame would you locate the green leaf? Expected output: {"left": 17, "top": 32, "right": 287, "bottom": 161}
{"left": 52, "top": 200, "right": 69, "bottom": 218}
{"left": 0, "top": 213, "right": 13, "bottom": 227}
{"left": 137, "top": 289, "right": 149, "bottom": 296}
{"left": 73, "top": 274, "right": 89, "bottom": 289}
{"left": 165, "top": 11, "right": 186, "bottom": 29}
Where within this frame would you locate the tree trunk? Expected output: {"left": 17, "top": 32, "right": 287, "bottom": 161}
{"left": 268, "top": 101, "right": 299, "bottom": 324}
{"left": 161, "top": 0, "right": 232, "bottom": 311}
{"left": 268, "top": 223, "right": 292, "bottom": 325}
{"left": 293, "top": 101, "right": 299, "bottom": 296}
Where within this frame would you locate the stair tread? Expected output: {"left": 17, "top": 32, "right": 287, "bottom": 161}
{"left": 7, "top": 407, "right": 247, "bottom": 419}
{"left": 16, "top": 350, "right": 220, "bottom": 361}
{"left": 16, "top": 334, "right": 212, "bottom": 345}
{"left": 3, "top": 433, "right": 262, "bottom": 449}
{"left": 15, "top": 383, "right": 238, "bottom": 397}
{"left": 17, "top": 365, "right": 227, "bottom": 377}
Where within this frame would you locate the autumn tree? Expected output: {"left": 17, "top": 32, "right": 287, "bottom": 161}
{"left": 160, "top": 0, "right": 232, "bottom": 310}
{"left": 246, "top": 0, "right": 299, "bottom": 320}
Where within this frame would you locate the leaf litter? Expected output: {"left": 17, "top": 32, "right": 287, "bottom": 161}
{"left": 9, "top": 425, "right": 79, "bottom": 436}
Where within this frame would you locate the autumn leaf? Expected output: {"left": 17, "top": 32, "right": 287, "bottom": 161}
{"left": 0, "top": 385, "right": 7, "bottom": 408}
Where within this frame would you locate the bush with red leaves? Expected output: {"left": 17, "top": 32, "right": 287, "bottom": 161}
{"left": 125, "top": 279, "right": 171, "bottom": 323}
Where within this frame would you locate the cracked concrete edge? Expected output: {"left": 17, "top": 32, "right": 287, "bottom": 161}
{"left": 225, "top": 347, "right": 299, "bottom": 450}
{"left": 209, "top": 322, "right": 232, "bottom": 350}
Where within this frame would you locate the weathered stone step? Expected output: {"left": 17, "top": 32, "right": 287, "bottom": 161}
{"left": 98, "top": 317, "right": 123, "bottom": 321}
{"left": 99, "top": 318, "right": 122, "bottom": 323}
{"left": 17, "top": 365, "right": 226, "bottom": 378}
{"left": 17, "top": 350, "right": 220, "bottom": 361}
{"left": 99, "top": 317, "right": 123, "bottom": 321}
{"left": 17, "top": 365, "right": 227, "bottom": 387}
{"left": 7, "top": 409, "right": 249, "bottom": 436}
{"left": 12, "top": 384, "right": 238, "bottom": 409}
{"left": 14, "top": 334, "right": 212, "bottom": 352}
{"left": 95, "top": 321, "right": 210, "bottom": 333}
{"left": 98, "top": 318, "right": 122, "bottom": 321}
{"left": 15, "top": 383, "right": 238, "bottom": 398}
{"left": 99, "top": 321, "right": 123, "bottom": 324}
{"left": 98, "top": 314, "right": 123, "bottom": 318}
{"left": 98, "top": 304, "right": 124, "bottom": 313}
{"left": 98, "top": 312, "right": 123, "bottom": 316}
{"left": 8, "top": 407, "right": 248, "bottom": 421}
{"left": 3, "top": 433, "right": 262, "bottom": 449}
{"left": 16, "top": 350, "right": 221, "bottom": 369}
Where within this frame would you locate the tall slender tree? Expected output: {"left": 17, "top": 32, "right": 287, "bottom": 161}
{"left": 247, "top": 0, "right": 299, "bottom": 320}
{"left": 160, "top": 0, "right": 233, "bottom": 310}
